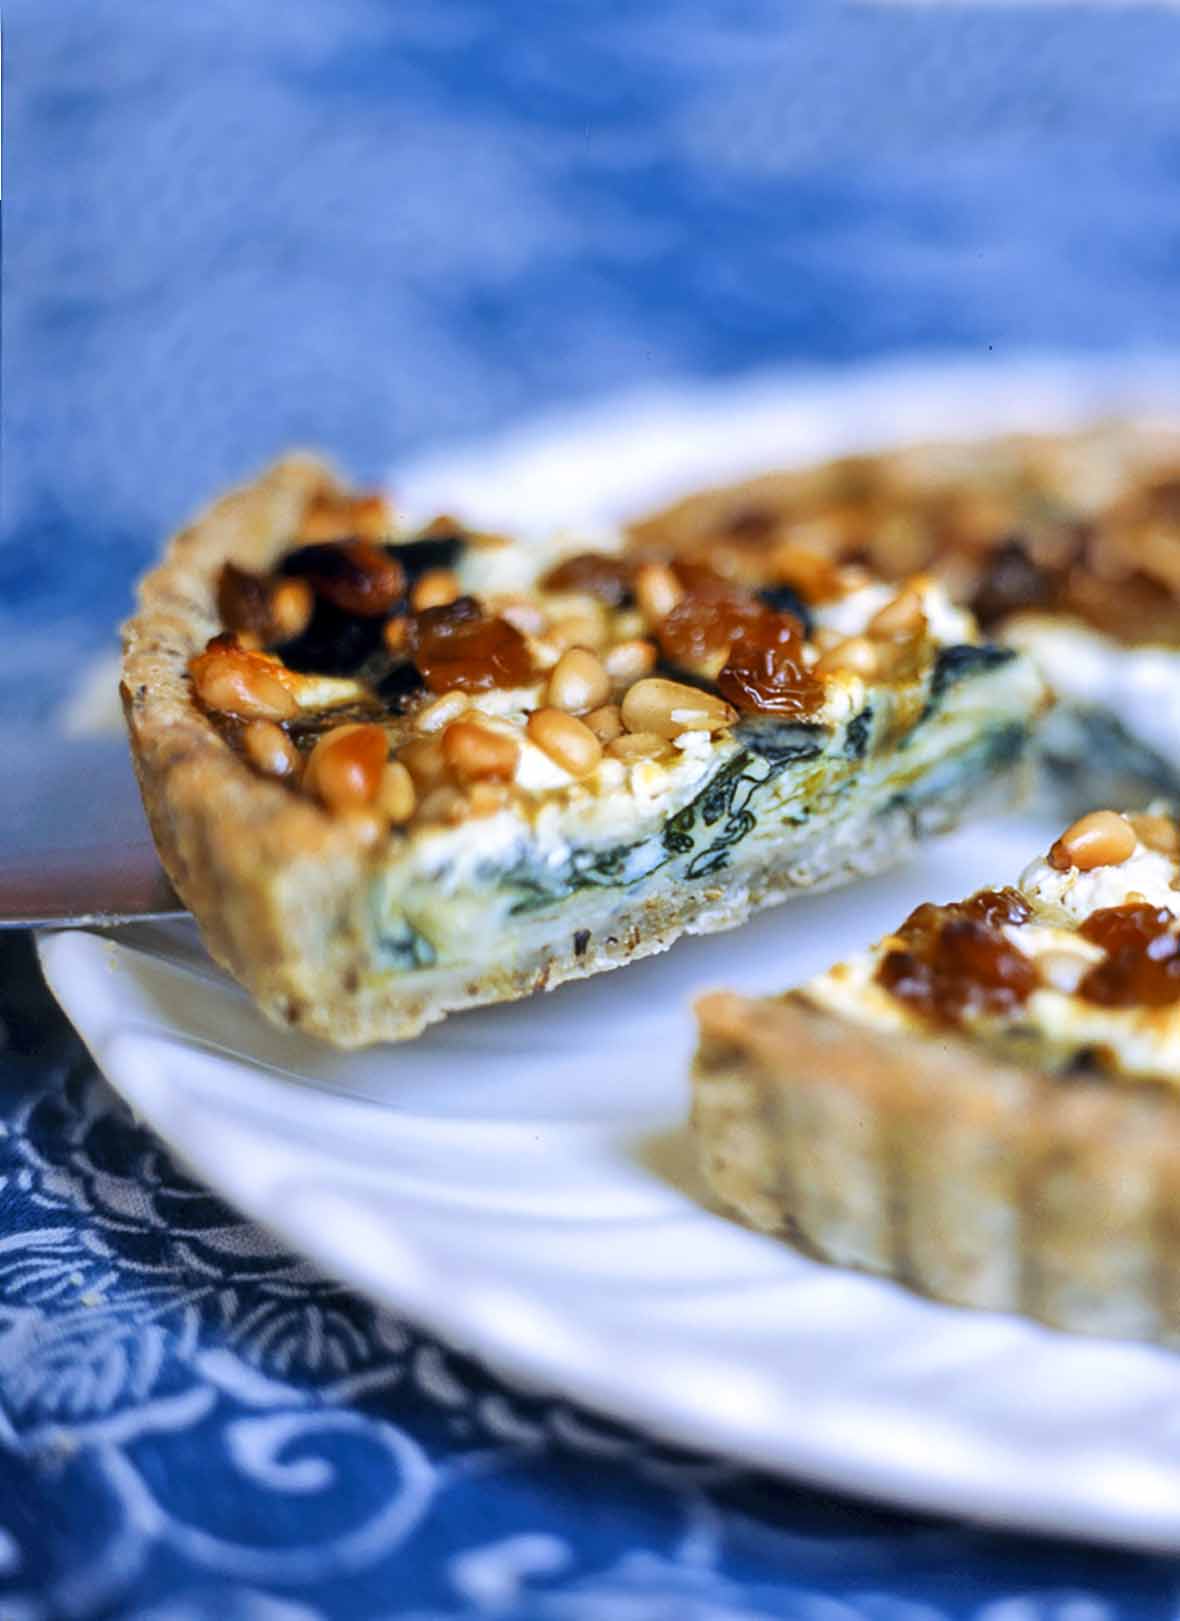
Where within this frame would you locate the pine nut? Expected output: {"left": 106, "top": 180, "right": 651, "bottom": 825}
{"left": 769, "top": 542, "right": 839, "bottom": 600}
{"left": 411, "top": 568, "right": 462, "bottom": 612}
{"left": 613, "top": 608, "right": 646, "bottom": 641}
{"left": 621, "top": 677, "right": 736, "bottom": 740}
{"left": 416, "top": 785, "right": 469, "bottom": 825}
{"left": 584, "top": 703, "right": 623, "bottom": 743}
{"left": 1129, "top": 812, "right": 1180, "bottom": 856}
{"left": 603, "top": 639, "right": 657, "bottom": 684}
{"left": 548, "top": 614, "right": 606, "bottom": 652}
{"left": 868, "top": 588, "right": 926, "bottom": 640}
{"left": 297, "top": 495, "right": 355, "bottom": 542}
{"left": 634, "top": 563, "right": 683, "bottom": 626}
{"left": 306, "top": 723, "right": 388, "bottom": 810}
{"left": 548, "top": 648, "right": 610, "bottom": 714}
{"left": 298, "top": 491, "right": 392, "bottom": 542}
{"left": 606, "top": 731, "right": 673, "bottom": 763}
{"left": 383, "top": 615, "right": 409, "bottom": 655}
{"left": 377, "top": 761, "right": 417, "bottom": 824}
{"left": 1048, "top": 810, "right": 1137, "bottom": 872}
{"left": 349, "top": 493, "right": 394, "bottom": 541}
{"left": 269, "top": 578, "right": 314, "bottom": 642}
{"left": 242, "top": 719, "right": 301, "bottom": 779}
{"left": 415, "top": 690, "right": 468, "bottom": 733}
{"left": 526, "top": 707, "right": 603, "bottom": 778}
{"left": 397, "top": 736, "right": 450, "bottom": 788}
{"left": 442, "top": 720, "right": 520, "bottom": 783}
{"left": 189, "top": 645, "right": 298, "bottom": 720}
{"left": 815, "top": 635, "right": 879, "bottom": 678}
{"left": 466, "top": 781, "right": 511, "bottom": 818}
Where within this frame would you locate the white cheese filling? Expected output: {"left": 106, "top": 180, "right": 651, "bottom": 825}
{"left": 807, "top": 824, "right": 1180, "bottom": 1087}
{"left": 1003, "top": 613, "right": 1180, "bottom": 765}
{"left": 813, "top": 579, "right": 975, "bottom": 647}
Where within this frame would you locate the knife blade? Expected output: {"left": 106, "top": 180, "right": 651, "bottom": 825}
{"left": 0, "top": 844, "right": 187, "bottom": 929}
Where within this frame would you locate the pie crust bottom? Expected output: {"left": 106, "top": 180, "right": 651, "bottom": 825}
{"left": 694, "top": 992, "right": 1180, "bottom": 1344}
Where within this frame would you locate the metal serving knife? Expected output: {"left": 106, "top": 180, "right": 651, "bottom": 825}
{"left": 0, "top": 844, "right": 186, "bottom": 929}
{"left": 3, "top": 739, "right": 188, "bottom": 929}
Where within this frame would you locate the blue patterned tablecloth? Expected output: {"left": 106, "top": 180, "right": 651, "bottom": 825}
{"left": 6, "top": 4, "right": 1180, "bottom": 1614}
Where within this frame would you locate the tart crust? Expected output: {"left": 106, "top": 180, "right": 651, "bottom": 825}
{"left": 123, "top": 456, "right": 1033, "bottom": 1048}
{"left": 694, "top": 990, "right": 1180, "bottom": 1343}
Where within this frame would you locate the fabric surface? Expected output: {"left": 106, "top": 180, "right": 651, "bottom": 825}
{"left": 2, "top": 932, "right": 1176, "bottom": 1619}
{"left": 7, "top": 2, "right": 1180, "bottom": 1614}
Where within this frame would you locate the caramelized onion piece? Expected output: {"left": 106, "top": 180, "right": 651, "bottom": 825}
{"left": 876, "top": 888, "right": 1036, "bottom": 1025}
{"left": 541, "top": 552, "right": 633, "bottom": 606}
{"left": 1078, "top": 903, "right": 1180, "bottom": 1007}
{"left": 409, "top": 598, "right": 534, "bottom": 693}
{"left": 217, "top": 563, "right": 273, "bottom": 638}
{"left": 279, "top": 540, "right": 405, "bottom": 618}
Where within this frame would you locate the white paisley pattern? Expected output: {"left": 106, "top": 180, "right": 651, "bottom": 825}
{"left": 2, "top": 944, "right": 1175, "bottom": 1614}
{"left": 6, "top": 1, "right": 1180, "bottom": 1613}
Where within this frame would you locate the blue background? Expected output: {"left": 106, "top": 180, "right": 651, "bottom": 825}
{"left": 7, "top": 1, "right": 1180, "bottom": 707}
{"left": 6, "top": 3, "right": 1180, "bottom": 1615}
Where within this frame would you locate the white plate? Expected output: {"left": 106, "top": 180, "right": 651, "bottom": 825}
{"left": 41, "top": 357, "right": 1180, "bottom": 1552}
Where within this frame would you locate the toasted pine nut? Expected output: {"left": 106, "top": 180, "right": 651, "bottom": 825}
{"left": 416, "top": 785, "right": 469, "bottom": 825}
{"left": 377, "top": 761, "right": 417, "bottom": 824}
{"left": 411, "top": 568, "right": 462, "bottom": 612}
{"left": 269, "top": 578, "right": 314, "bottom": 643}
{"left": 1048, "top": 810, "right": 1137, "bottom": 872}
{"left": 298, "top": 491, "right": 393, "bottom": 543}
{"left": 769, "top": 541, "right": 840, "bottom": 600}
{"left": 415, "top": 690, "right": 468, "bottom": 733}
{"left": 398, "top": 736, "right": 450, "bottom": 788}
{"left": 242, "top": 719, "right": 301, "bottom": 779}
{"left": 419, "top": 512, "right": 465, "bottom": 539}
{"left": 466, "top": 781, "right": 511, "bottom": 818}
{"left": 306, "top": 723, "right": 388, "bottom": 811}
{"left": 349, "top": 493, "right": 394, "bottom": 541}
{"left": 442, "top": 720, "right": 520, "bottom": 783}
{"left": 583, "top": 703, "right": 623, "bottom": 743}
{"left": 634, "top": 563, "right": 683, "bottom": 626}
{"left": 603, "top": 639, "right": 657, "bottom": 684}
{"left": 548, "top": 614, "right": 606, "bottom": 653}
{"left": 383, "top": 615, "right": 409, "bottom": 655}
{"left": 296, "top": 495, "right": 355, "bottom": 542}
{"left": 1129, "top": 812, "right": 1180, "bottom": 856}
{"left": 606, "top": 730, "right": 673, "bottom": 763}
{"left": 815, "top": 635, "right": 879, "bottom": 678}
{"left": 621, "top": 677, "right": 736, "bottom": 740}
{"left": 526, "top": 707, "right": 603, "bottom": 778}
{"left": 868, "top": 588, "right": 926, "bottom": 640}
{"left": 189, "top": 645, "right": 298, "bottom": 720}
{"left": 548, "top": 648, "right": 610, "bottom": 714}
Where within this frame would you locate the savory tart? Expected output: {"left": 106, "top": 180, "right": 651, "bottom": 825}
{"left": 122, "top": 454, "right": 1044, "bottom": 1047}
{"left": 695, "top": 806, "right": 1180, "bottom": 1343}
{"left": 631, "top": 422, "right": 1180, "bottom": 806}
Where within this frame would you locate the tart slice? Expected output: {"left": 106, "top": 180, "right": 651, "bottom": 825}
{"left": 694, "top": 807, "right": 1180, "bottom": 1343}
{"left": 122, "top": 455, "right": 1045, "bottom": 1047}
{"left": 630, "top": 422, "right": 1180, "bottom": 807}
